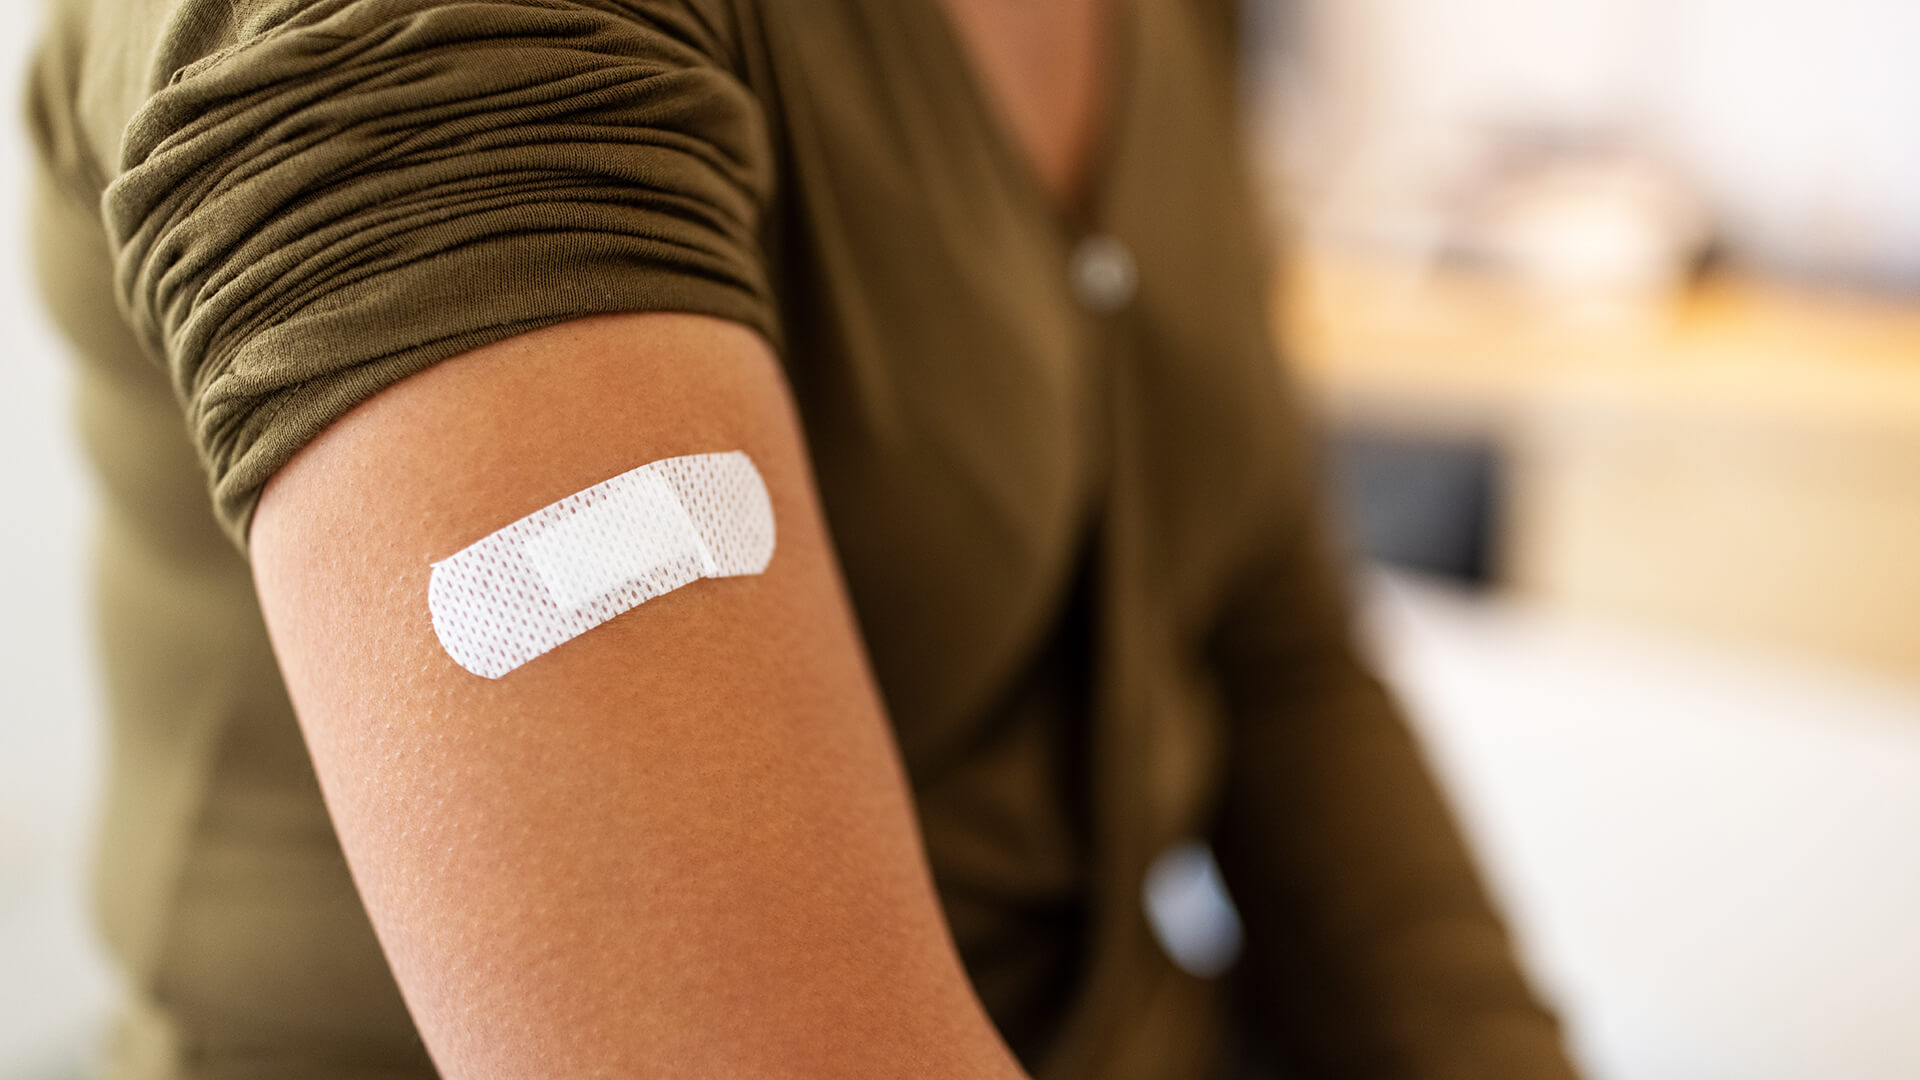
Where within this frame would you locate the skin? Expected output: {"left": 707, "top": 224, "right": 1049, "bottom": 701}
{"left": 252, "top": 6, "right": 1113, "bottom": 1075}
{"left": 942, "top": 0, "right": 1113, "bottom": 207}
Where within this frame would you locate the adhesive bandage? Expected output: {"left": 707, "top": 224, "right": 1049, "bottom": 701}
{"left": 428, "top": 451, "right": 774, "bottom": 678}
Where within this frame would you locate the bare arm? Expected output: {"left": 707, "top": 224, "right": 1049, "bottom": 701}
{"left": 251, "top": 312, "right": 1027, "bottom": 1079}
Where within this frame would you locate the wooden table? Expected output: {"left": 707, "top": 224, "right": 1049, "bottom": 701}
{"left": 1282, "top": 253, "right": 1920, "bottom": 677}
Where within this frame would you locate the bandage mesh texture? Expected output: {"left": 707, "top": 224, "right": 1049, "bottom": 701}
{"left": 428, "top": 451, "right": 774, "bottom": 678}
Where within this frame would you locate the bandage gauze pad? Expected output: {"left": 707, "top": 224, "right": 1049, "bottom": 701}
{"left": 428, "top": 451, "right": 775, "bottom": 678}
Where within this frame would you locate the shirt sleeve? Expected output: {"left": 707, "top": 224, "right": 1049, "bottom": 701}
{"left": 1205, "top": 413, "right": 1585, "bottom": 1079}
{"left": 98, "top": 0, "right": 777, "bottom": 547}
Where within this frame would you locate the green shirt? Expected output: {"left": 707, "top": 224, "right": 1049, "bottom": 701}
{"left": 28, "top": 1, "right": 1580, "bottom": 1076}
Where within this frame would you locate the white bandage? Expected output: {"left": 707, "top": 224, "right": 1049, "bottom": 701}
{"left": 428, "top": 451, "right": 775, "bottom": 678}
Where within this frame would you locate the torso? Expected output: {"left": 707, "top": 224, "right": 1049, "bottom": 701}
{"left": 752, "top": 3, "right": 1290, "bottom": 1072}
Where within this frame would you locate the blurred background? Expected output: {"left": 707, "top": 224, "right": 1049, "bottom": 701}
{"left": 5, "top": 0, "right": 1918, "bottom": 1077}
{"left": 1243, "top": 2, "right": 1920, "bottom": 1078}
{"left": 0, "top": 0, "right": 118, "bottom": 1072}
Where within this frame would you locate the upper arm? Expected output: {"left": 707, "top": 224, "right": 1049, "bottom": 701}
{"left": 92, "top": 1, "right": 1026, "bottom": 1073}
{"left": 250, "top": 313, "right": 1021, "bottom": 1078}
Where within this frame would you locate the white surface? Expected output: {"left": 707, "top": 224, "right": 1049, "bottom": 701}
{"left": 1365, "top": 572, "right": 1920, "bottom": 1080}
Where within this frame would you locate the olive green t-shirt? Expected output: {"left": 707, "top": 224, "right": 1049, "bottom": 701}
{"left": 28, "top": 1, "right": 1582, "bottom": 1077}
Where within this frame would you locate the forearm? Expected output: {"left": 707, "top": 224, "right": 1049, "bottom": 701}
{"left": 1203, "top": 463, "right": 1580, "bottom": 1079}
{"left": 1212, "top": 664, "right": 1580, "bottom": 1080}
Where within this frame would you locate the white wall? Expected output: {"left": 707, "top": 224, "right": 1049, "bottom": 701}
{"left": 0, "top": 3, "right": 118, "bottom": 1074}
{"left": 1278, "top": 0, "right": 1920, "bottom": 286}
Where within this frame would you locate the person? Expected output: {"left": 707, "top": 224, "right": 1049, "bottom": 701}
{"left": 27, "top": 0, "right": 1583, "bottom": 1076}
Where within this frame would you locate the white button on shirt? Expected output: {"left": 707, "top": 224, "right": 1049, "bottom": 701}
{"left": 1141, "top": 841, "right": 1244, "bottom": 978}
{"left": 1070, "top": 233, "right": 1138, "bottom": 313}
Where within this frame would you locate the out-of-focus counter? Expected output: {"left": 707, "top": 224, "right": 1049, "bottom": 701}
{"left": 1282, "top": 253, "right": 1920, "bottom": 677}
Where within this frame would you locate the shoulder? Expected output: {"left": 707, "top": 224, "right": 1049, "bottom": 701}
{"left": 48, "top": 0, "right": 784, "bottom": 545}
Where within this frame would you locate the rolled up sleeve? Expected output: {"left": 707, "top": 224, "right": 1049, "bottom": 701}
{"left": 103, "top": 0, "right": 778, "bottom": 545}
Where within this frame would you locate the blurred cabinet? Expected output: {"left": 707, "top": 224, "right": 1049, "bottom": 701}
{"left": 1285, "top": 254, "right": 1920, "bottom": 676}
